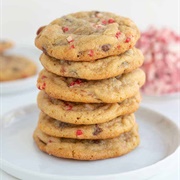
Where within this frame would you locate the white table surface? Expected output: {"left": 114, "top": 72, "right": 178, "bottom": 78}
{"left": 0, "top": 87, "right": 179, "bottom": 180}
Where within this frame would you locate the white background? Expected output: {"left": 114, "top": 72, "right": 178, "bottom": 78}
{"left": 1, "top": 0, "right": 179, "bottom": 46}
{"left": 1, "top": 0, "right": 180, "bottom": 179}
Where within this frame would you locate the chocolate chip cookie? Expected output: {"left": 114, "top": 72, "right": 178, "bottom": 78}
{"left": 35, "top": 11, "right": 140, "bottom": 61}
{"left": 38, "top": 91, "right": 141, "bottom": 124}
{"left": 33, "top": 125, "right": 139, "bottom": 160}
{"left": 0, "top": 55, "right": 37, "bottom": 81}
{"left": 37, "top": 68, "right": 145, "bottom": 103}
{"left": 40, "top": 47, "right": 144, "bottom": 80}
{"left": 38, "top": 112, "right": 135, "bottom": 139}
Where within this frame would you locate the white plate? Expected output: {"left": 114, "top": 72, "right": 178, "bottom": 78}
{"left": 0, "top": 46, "right": 42, "bottom": 94}
{"left": 0, "top": 105, "right": 179, "bottom": 180}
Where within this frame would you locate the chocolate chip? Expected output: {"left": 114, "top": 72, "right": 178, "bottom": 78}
{"left": 36, "top": 26, "right": 46, "bottom": 35}
{"left": 101, "top": 44, "right": 111, "bottom": 52}
{"left": 77, "top": 51, "right": 83, "bottom": 58}
{"left": 58, "top": 122, "right": 69, "bottom": 128}
{"left": 92, "top": 140, "right": 101, "bottom": 144}
{"left": 48, "top": 96, "right": 54, "bottom": 103}
{"left": 42, "top": 46, "right": 48, "bottom": 56}
{"left": 93, "top": 125, "right": 103, "bottom": 136}
{"left": 94, "top": 11, "right": 100, "bottom": 15}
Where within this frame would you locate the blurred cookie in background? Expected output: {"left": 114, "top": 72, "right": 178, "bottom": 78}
{"left": 0, "top": 40, "right": 38, "bottom": 82}
{"left": 0, "top": 40, "right": 14, "bottom": 53}
{"left": 0, "top": 54, "right": 37, "bottom": 81}
{"left": 136, "top": 27, "right": 180, "bottom": 95}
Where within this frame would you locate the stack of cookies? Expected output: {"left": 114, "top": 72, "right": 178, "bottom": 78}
{"left": 34, "top": 11, "right": 145, "bottom": 160}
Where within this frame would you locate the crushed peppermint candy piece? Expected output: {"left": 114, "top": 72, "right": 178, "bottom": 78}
{"left": 93, "top": 24, "right": 104, "bottom": 29}
{"left": 76, "top": 130, "right": 83, "bottom": 136}
{"left": 70, "top": 45, "right": 75, "bottom": 49}
{"left": 102, "top": 20, "right": 107, "bottom": 25}
{"left": 88, "top": 50, "right": 94, "bottom": 57}
{"left": 136, "top": 26, "right": 180, "bottom": 95}
{"left": 66, "top": 36, "right": 74, "bottom": 43}
{"left": 108, "top": 18, "right": 115, "bottom": 24}
{"left": 62, "top": 27, "right": 69, "bottom": 32}
{"left": 41, "top": 75, "right": 47, "bottom": 79}
{"left": 125, "top": 37, "right": 131, "bottom": 43}
{"left": 69, "top": 79, "right": 83, "bottom": 87}
{"left": 38, "top": 82, "right": 46, "bottom": 90}
{"left": 64, "top": 103, "right": 73, "bottom": 110}
{"left": 115, "top": 31, "right": 121, "bottom": 39}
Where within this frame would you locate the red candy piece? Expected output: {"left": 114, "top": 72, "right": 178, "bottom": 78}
{"left": 115, "top": 32, "right": 121, "bottom": 39}
{"left": 70, "top": 45, "right": 75, "bottom": 49}
{"left": 136, "top": 26, "right": 180, "bottom": 95}
{"left": 64, "top": 103, "right": 73, "bottom": 110}
{"left": 76, "top": 130, "right": 83, "bottom": 136}
{"left": 125, "top": 37, "right": 131, "bottom": 43}
{"left": 41, "top": 75, "right": 47, "bottom": 79}
{"left": 66, "top": 36, "right": 74, "bottom": 43}
{"left": 102, "top": 20, "right": 107, "bottom": 25}
{"left": 88, "top": 50, "right": 94, "bottom": 57}
{"left": 69, "top": 79, "right": 83, "bottom": 87}
{"left": 108, "top": 18, "right": 115, "bottom": 24}
{"left": 38, "top": 82, "right": 46, "bottom": 90}
{"left": 62, "top": 27, "right": 69, "bottom": 32}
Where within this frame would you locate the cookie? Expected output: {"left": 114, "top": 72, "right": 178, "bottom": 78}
{"left": 35, "top": 11, "right": 140, "bottom": 61}
{"left": 0, "top": 40, "right": 14, "bottom": 53}
{"left": 37, "top": 68, "right": 145, "bottom": 103}
{"left": 37, "top": 91, "right": 141, "bottom": 124}
{"left": 40, "top": 47, "right": 144, "bottom": 80}
{"left": 38, "top": 112, "right": 135, "bottom": 139}
{"left": 0, "top": 55, "right": 37, "bottom": 81}
{"left": 33, "top": 125, "right": 139, "bottom": 160}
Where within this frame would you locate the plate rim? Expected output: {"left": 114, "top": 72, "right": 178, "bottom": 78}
{"left": 0, "top": 104, "right": 180, "bottom": 179}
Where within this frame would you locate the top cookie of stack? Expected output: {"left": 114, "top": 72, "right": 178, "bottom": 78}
{"left": 35, "top": 11, "right": 140, "bottom": 62}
